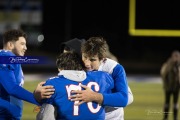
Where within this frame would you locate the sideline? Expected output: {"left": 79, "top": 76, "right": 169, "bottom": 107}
{"left": 24, "top": 73, "right": 57, "bottom": 81}
{"left": 127, "top": 74, "right": 161, "bottom": 83}
{"left": 24, "top": 73, "right": 162, "bottom": 83}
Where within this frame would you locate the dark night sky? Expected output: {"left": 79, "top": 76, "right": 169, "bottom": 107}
{"left": 40, "top": 0, "right": 180, "bottom": 74}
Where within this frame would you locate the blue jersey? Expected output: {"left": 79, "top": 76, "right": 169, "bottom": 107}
{"left": 43, "top": 71, "right": 114, "bottom": 120}
{"left": 0, "top": 50, "right": 38, "bottom": 119}
{"left": 0, "top": 50, "right": 23, "bottom": 119}
{"left": 0, "top": 98, "right": 21, "bottom": 119}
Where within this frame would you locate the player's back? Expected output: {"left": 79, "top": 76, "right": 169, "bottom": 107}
{"left": 44, "top": 70, "right": 114, "bottom": 120}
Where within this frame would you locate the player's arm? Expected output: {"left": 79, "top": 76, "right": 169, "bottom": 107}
{"left": 0, "top": 98, "right": 21, "bottom": 119}
{"left": 70, "top": 65, "right": 129, "bottom": 107}
{"left": 0, "top": 69, "right": 39, "bottom": 105}
{"left": 36, "top": 104, "right": 56, "bottom": 120}
{"left": 102, "top": 64, "right": 128, "bottom": 107}
{"left": 36, "top": 80, "right": 56, "bottom": 120}
{"left": 71, "top": 90, "right": 127, "bottom": 107}
{"left": 33, "top": 81, "right": 55, "bottom": 103}
{"left": 70, "top": 84, "right": 104, "bottom": 105}
{"left": 71, "top": 82, "right": 128, "bottom": 107}
{"left": 0, "top": 69, "right": 54, "bottom": 105}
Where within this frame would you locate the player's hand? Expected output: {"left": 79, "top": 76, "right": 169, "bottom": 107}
{"left": 33, "top": 81, "right": 55, "bottom": 102}
{"left": 69, "top": 84, "right": 102, "bottom": 106}
{"left": 69, "top": 84, "right": 93, "bottom": 105}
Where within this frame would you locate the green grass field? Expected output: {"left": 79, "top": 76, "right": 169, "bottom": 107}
{"left": 22, "top": 80, "right": 180, "bottom": 120}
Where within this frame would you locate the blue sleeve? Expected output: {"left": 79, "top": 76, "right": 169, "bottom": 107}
{"left": 0, "top": 98, "right": 21, "bottom": 119}
{"left": 102, "top": 64, "right": 128, "bottom": 107}
{"left": 0, "top": 68, "right": 39, "bottom": 105}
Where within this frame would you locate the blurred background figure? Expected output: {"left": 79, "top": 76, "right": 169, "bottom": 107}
{"left": 160, "top": 50, "right": 180, "bottom": 120}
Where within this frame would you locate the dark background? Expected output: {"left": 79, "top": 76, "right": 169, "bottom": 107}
{"left": 1, "top": 0, "right": 180, "bottom": 74}
{"left": 40, "top": 0, "right": 180, "bottom": 74}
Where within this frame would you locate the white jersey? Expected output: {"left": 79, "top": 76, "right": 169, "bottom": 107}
{"left": 98, "top": 58, "right": 118, "bottom": 74}
{"left": 98, "top": 58, "right": 133, "bottom": 120}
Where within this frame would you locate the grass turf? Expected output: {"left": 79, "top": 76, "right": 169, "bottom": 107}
{"left": 22, "top": 81, "right": 180, "bottom": 120}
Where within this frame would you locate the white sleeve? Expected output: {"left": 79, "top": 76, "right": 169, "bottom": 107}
{"left": 127, "top": 86, "right": 133, "bottom": 105}
{"left": 36, "top": 104, "right": 56, "bottom": 120}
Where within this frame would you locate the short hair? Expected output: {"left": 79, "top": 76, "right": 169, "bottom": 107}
{"left": 56, "top": 52, "right": 84, "bottom": 70}
{"left": 3, "top": 29, "right": 27, "bottom": 46}
{"left": 81, "top": 37, "right": 107, "bottom": 60}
